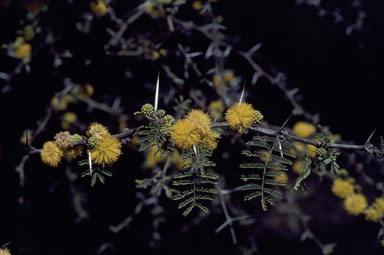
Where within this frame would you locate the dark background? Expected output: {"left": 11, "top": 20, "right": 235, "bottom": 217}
{"left": 1, "top": 0, "right": 384, "bottom": 254}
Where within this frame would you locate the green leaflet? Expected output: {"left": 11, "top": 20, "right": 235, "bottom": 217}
{"left": 172, "top": 145, "right": 218, "bottom": 216}
{"left": 240, "top": 135, "right": 295, "bottom": 211}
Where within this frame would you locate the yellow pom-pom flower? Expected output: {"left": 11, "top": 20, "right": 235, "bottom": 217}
{"left": 209, "top": 100, "right": 225, "bottom": 121}
{"left": 143, "top": 145, "right": 168, "bottom": 168}
{"left": 332, "top": 178, "right": 355, "bottom": 199}
{"left": 292, "top": 121, "right": 316, "bottom": 138}
{"left": 225, "top": 103, "right": 263, "bottom": 134}
{"left": 14, "top": 43, "right": 31, "bottom": 60}
{"left": 171, "top": 119, "right": 201, "bottom": 150}
{"left": 64, "top": 146, "right": 83, "bottom": 159}
{"left": 186, "top": 109, "right": 211, "bottom": 135}
{"left": 86, "top": 123, "right": 110, "bottom": 140}
{"left": 343, "top": 193, "right": 368, "bottom": 216}
{"left": 201, "top": 130, "right": 219, "bottom": 150}
{"left": 292, "top": 159, "right": 302, "bottom": 174}
{"left": 275, "top": 171, "right": 288, "bottom": 183}
{"left": 192, "top": 1, "right": 202, "bottom": 10}
{"left": 90, "top": 136, "right": 122, "bottom": 165}
{"left": 51, "top": 96, "right": 68, "bottom": 111}
{"left": 41, "top": 141, "right": 63, "bottom": 167}
{"left": 0, "top": 248, "right": 11, "bottom": 255}
{"left": 61, "top": 112, "right": 77, "bottom": 129}
{"left": 90, "top": 0, "right": 108, "bottom": 17}
{"left": 364, "top": 197, "right": 384, "bottom": 222}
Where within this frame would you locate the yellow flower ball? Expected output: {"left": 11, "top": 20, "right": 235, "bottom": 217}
{"left": 201, "top": 130, "right": 219, "bottom": 150}
{"left": 208, "top": 100, "right": 225, "bottom": 121}
{"left": 90, "top": 0, "right": 108, "bottom": 17}
{"left": 344, "top": 193, "right": 368, "bottom": 216}
{"left": 292, "top": 159, "right": 302, "bottom": 174}
{"left": 332, "top": 178, "right": 354, "bottom": 199}
{"left": 14, "top": 43, "right": 31, "bottom": 60}
{"left": 61, "top": 112, "right": 77, "bottom": 129}
{"left": 275, "top": 171, "right": 288, "bottom": 183}
{"left": 0, "top": 248, "right": 11, "bottom": 255}
{"left": 41, "top": 141, "right": 63, "bottom": 167}
{"left": 91, "top": 136, "right": 122, "bottom": 165}
{"left": 224, "top": 71, "right": 235, "bottom": 83}
{"left": 364, "top": 197, "right": 384, "bottom": 222}
{"left": 225, "top": 103, "right": 263, "bottom": 134}
{"left": 143, "top": 145, "right": 168, "bottom": 168}
{"left": 292, "top": 121, "right": 316, "bottom": 138}
{"left": 186, "top": 109, "right": 211, "bottom": 135}
{"left": 86, "top": 123, "right": 110, "bottom": 140}
{"left": 192, "top": 1, "right": 202, "bottom": 10}
{"left": 212, "top": 74, "right": 223, "bottom": 88}
{"left": 64, "top": 146, "right": 83, "bottom": 159}
{"left": 171, "top": 119, "right": 201, "bottom": 150}
{"left": 171, "top": 150, "right": 185, "bottom": 170}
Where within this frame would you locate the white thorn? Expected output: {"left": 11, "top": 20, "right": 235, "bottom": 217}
{"left": 88, "top": 151, "right": 93, "bottom": 176}
{"left": 239, "top": 85, "right": 245, "bottom": 104}
{"left": 154, "top": 72, "right": 160, "bottom": 112}
{"left": 193, "top": 145, "right": 198, "bottom": 156}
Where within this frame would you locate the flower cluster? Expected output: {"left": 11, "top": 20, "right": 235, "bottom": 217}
{"left": 225, "top": 103, "right": 263, "bottom": 134}
{"left": 171, "top": 109, "right": 219, "bottom": 150}
{"left": 87, "top": 123, "right": 122, "bottom": 166}
{"left": 40, "top": 131, "right": 84, "bottom": 167}
{"left": 332, "top": 176, "right": 384, "bottom": 221}
{"left": 332, "top": 177, "right": 367, "bottom": 216}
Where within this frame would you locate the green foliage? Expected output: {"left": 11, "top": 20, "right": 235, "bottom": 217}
{"left": 293, "top": 155, "right": 311, "bottom": 191}
{"left": 314, "top": 125, "right": 340, "bottom": 174}
{"left": 172, "top": 146, "right": 218, "bottom": 216}
{"left": 79, "top": 160, "right": 113, "bottom": 187}
{"left": 135, "top": 104, "right": 175, "bottom": 153}
{"left": 240, "top": 136, "right": 295, "bottom": 211}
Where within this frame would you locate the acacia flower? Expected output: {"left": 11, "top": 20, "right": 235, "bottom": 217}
{"left": 209, "top": 100, "right": 225, "bottom": 121}
{"left": 90, "top": 136, "right": 122, "bottom": 165}
{"left": 186, "top": 109, "right": 211, "bottom": 135}
{"left": 86, "top": 123, "right": 110, "bottom": 140}
{"left": 171, "top": 119, "right": 201, "bottom": 150}
{"left": 292, "top": 159, "right": 302, "bottom": 174}
{"left": 61, "top": 112, "right": 77, "bottom": 129}
{"left": 292, "top": 121, "right": 316, "bottom": 138}
{"left": 90, "top": 0, "right": 108, "bottom": 17}
{"left": 364, "top": 197, "right": 384, "bottom": 222}
{"left": 64, "top": 146, "right": 83, "bottom": 159}
{"left": 201, "top": 130, "right": 219, "bottom": 150}
{"left": 54, "top": 131, "right": 72, "bottom": 150}
{"left": 143, "top": 145, "right": 168, "bottom": 168}
{"left": 41, "top": 141, "right": 63, "bottom": 167}
{"left": 332, "top": 178, "right": 355, "bottom": 199}
{"left": 0, "top": 248, "right": 11, "bottom": 255}
{"left": 225, "top": 103, "right": 263, "bottom": 133}
{"left": 275, "top": 171, "right": 288, "bottom": 183}
{"left": 343, "top": 193, "right": 367, "bottom": 216}
{"left": 14, "top": 43, "right": 31, "bottom": 61}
